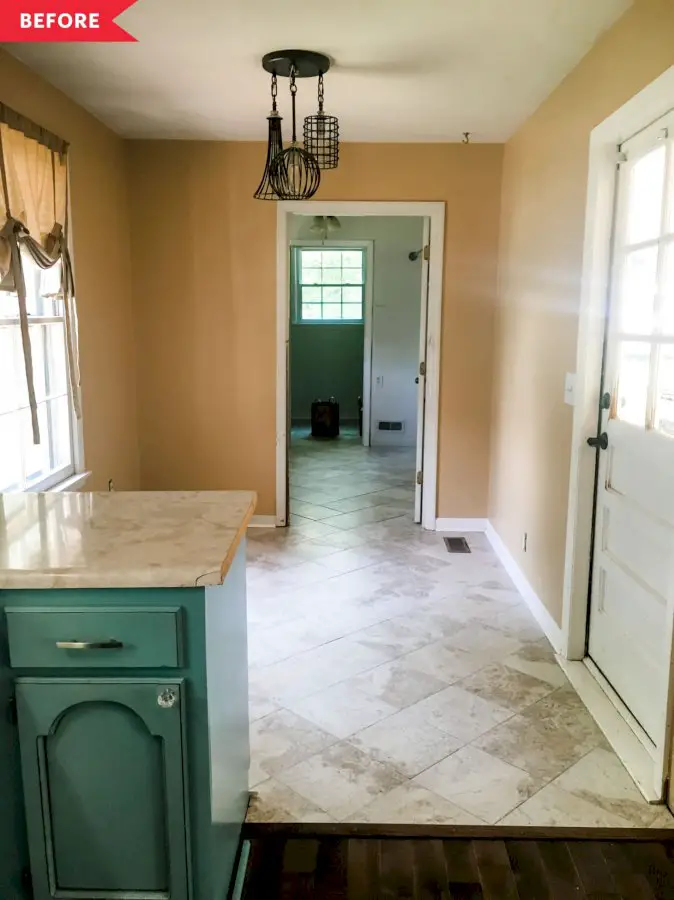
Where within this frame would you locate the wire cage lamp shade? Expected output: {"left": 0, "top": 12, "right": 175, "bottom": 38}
{"left": 304, "top": 73, "right": 339, "bottom": 170}
{"left": 254, "top": 73, "right": 284, "bottom": 200}
{"left": 269, "top": 67, "right": 320, "bottom": 200}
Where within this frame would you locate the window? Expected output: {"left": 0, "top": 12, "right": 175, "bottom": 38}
{"left": 292, "top": 247, "right": 365, "bottom": 322}
{"left": 0, "top": 251, "right": 75, "bottom": 491}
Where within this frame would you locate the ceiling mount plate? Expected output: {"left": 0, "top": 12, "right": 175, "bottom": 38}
{"left": 262, "top": 50, "right": 331, "bottom": 79}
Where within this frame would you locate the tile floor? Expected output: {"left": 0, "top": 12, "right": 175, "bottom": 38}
{"left": 246, "top": 428, "right": 674, "bottom": 828}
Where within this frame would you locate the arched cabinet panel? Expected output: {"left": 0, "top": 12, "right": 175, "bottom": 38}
{"left": 16, "top": 679, "right": 190, "bottom": 900}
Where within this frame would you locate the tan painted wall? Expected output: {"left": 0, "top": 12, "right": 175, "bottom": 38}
{"left": 0, "top": 51, "right": 139, "bottom": 490}
{"left": 127, "top": 142, "right": 503, "bottom": 516}
{"left": 490, "top": 0, "right": 674, "bottom": 625}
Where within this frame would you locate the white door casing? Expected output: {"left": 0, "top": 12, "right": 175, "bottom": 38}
{"left": 588, "top": 111, "right": 674, "bottom": 766}
{"left": 414, "top": 219, "right": 431, "bottom": 523}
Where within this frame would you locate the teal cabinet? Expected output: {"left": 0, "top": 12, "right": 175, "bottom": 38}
{"left": 0, "top": 539, "right": 250, "bottom": 900}
{"left": 16, "top": 678, "right": 191, "bottom": 900}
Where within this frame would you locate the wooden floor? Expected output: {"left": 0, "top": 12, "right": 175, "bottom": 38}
{"left": 239, "top": 829, "right": 674, "bottom": 899}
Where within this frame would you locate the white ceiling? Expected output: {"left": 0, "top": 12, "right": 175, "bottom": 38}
{"left": 6, "top": 0, "right": 631, "bottom": 142}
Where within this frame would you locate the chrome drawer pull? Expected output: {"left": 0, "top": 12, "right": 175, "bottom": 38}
{"left": 56, "top": 639, "right": 124, "bottom": 650}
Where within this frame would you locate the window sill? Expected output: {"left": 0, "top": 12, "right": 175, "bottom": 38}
{"left": 48, "top": 470, "right": 92, "bottom": 492}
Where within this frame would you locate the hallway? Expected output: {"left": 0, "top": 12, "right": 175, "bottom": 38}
{"left": 246, "top": 432, "right": 673, "bottom": 828}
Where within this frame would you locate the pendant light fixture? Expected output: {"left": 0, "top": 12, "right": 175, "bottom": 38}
{"left": 269, "top": 66, "right": 320, "bottom": 200}
{"left": 253, "top": 73, "right": 284, "bottom": 200}
{"left": 304, "top": 73, "right": 339, "bottom": 170}
{"left": 254, "top": 50, "right": 333, "bottom": 201}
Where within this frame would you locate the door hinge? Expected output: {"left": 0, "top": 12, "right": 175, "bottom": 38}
{"left": 419, "top": 360, "right": 426, "bottom": 377}
{"left": 423, "top": 244, "right": 430, "bottom": 261}
{"left": 7, "top": 694, "right": 17, "bottom": 725}
{"left": 616, "top": 147, "right": 628, "bottom": 167}
{"left": 416, "top": 470, "right": 423, "bottom": 486}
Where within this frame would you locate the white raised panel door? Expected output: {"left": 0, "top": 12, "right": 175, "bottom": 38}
{"left": 589, "top": 110, "right": 674, "bottom": 765}
{"left": 414, "top": 218, "right": 430, "bottom": 524}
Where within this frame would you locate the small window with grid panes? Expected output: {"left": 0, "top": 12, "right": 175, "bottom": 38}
{"left": 292, "top": 247, "right": 365, "bottom": 322}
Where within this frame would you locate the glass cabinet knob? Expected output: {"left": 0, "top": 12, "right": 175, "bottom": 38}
{"left": 157, "top": 688, "right": 178, "bottom": 709}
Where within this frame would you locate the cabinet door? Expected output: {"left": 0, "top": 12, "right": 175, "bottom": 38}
{"left": 16, "top": 679, "right": 190, "bottom": 900}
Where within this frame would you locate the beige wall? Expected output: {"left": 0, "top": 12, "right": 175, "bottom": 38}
{"left": 0, "top": 51, "right": 140, "bottom": 490}
{"left": 490, "top": 0, "right": 674, "bottom": 625}
{"left": 127, "top": 142, "right": 503, "bottom": 516}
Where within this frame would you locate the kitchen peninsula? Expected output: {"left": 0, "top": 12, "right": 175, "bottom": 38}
{"left": 0, "top": 490, "right": 256, "bottom": 900}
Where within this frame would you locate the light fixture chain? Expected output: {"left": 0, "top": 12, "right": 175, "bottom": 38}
{"left": 290, "top": 66, "right": 298, "bottom": 142}
{"left": 317, "top": 72, "right": 324, "bottom": 112}
{"left": 270, "top": 72, "right": 278, "bottom": 111}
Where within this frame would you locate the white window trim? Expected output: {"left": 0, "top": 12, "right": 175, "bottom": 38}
{"left": 290, "top": 240, "right": 370, "bottom": 325}
{"left": 563, "top": 65, "right": 674, "bottom": 801}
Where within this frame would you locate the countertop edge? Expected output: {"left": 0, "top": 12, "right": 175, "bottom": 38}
{"left": 206, "top": 492, "right": 257, "bottom": 588}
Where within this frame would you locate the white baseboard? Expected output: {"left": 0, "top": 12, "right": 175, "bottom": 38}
{"left": 248, "top": 515, "right": 276, "bottom": 528}
{"left": 435, "top": 518, "right": 488, "bottom": 532}
{"left": 485, "top": 522, "right": 564, "bottom": 653}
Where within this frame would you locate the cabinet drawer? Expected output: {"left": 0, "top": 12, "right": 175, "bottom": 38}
{"left": 6, "top": 607, "right": 183, "bottom": 669}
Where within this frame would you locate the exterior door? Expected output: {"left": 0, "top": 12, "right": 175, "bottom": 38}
{"left": 588, "top": 110, "right": 674, "bottom": 753}
{"left": 16, "top": 678, "right": 190, "bottom": 900}
{"left": 414, "top": 218, "right": 431, "bottom": 524}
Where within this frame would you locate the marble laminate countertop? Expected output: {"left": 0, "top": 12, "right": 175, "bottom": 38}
{"left": 0, "top": 490, "right": 256, "bottom": 589}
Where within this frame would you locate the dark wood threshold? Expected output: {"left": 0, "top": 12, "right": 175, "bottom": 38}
{"left": 243, "top": 821, "right": 674, "bottom": 842}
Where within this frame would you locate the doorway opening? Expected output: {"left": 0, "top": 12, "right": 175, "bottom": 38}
{"left": 276, "top": 202, "right": 445, "bottom": 532}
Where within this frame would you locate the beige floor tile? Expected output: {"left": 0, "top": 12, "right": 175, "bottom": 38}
{"left": 277, "top": 741, "right": 407, "bottom": 820}
{"left": 349, "top": 704, "right": 464, "bottom": 778}
{"left": 348, "top": 616, "right": 451, "bottom": 658}
{"left": 457, "top": 662, "right": 556, "bottom": 712}
{"left": 249, "top": 709, "right": 337, "bottom": 781}
{"left": 320, "top": 506, "right": 407, "bottom": 531}
{"left": 474, "top": 685, "right": 605, "bottom": 780}
{"left": 411, "top": 684, "right": 514, "bottom": 743}
{"left": 348, "top": 659, "right": 450, "bottom": 709}
{"left": 247, "top": 778, "right": 336, "bottom": 823}
{"left": 346, "top": 782, "right": 485, "bottom": 825}
{"left": 290, "top": 499, "right": 344, "bottom": 521}
{"left": 499, "top": 783, "right": 635, "bottom": 828}
{"left": 285, "top": 682, "right": 398, "bottom": 739}
{"left": 444, "top": 622, "right": 524, "bottom": 662}
{"left": 415, "top": 745, "right": 544, "bottom": 824}
{"left": 400, "top": 641, "right": 490, "bottom": 685}
{"left": 552, "top": 747, "right": 663, "bottom": 827}
{"left": 502, "top": 641, "right": 568, "bottom": 688}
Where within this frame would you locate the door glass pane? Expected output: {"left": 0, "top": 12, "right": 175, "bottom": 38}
{"left": 619, "top": 246, "right": 658, "bottom": 334}
{"left": 615, "top": 341, "right": 651, "bottom": 427}
{"left": 655, "top": 345, "right": 674, "bottom": 437}
{"left": 625, "top": 145, "right": 666, "bottom": 245}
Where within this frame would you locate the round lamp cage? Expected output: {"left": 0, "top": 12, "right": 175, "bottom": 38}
{"left": 304, "top": 73, "right": 339, "bottom": 170}
{"left": 253, "top": 73, "right": 284, "bottom": 201}
{"left": 269, "top": 66, "right": 320, "bottom": 200}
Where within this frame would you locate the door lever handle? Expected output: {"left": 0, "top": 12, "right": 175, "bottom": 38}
{"left": 587, "top": 433, "right": 608, "bottom": 451}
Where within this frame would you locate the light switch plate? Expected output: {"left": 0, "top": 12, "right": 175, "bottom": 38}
{"left": 564, "top": 372, "right": 576, "bottom": 406}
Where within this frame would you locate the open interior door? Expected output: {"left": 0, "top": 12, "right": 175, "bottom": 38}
{"left": 414, "top": 218, "right": 431, "bottom": 524}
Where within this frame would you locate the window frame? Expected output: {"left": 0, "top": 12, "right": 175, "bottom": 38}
{"left": 290, "top": 240, "right": 372, "bottom": 325}
{"left": 0, "top": 252, "right": 84, "bottom": 493}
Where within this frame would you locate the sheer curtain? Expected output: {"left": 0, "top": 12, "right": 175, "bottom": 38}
{"left": 0, "top": 104, "right": 80, "bottom": 444}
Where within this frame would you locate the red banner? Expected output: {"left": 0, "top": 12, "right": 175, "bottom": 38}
{"left": 0, "top": 0, "right": 139, "bottom": 41}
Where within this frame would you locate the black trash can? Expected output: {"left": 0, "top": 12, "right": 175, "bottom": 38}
{"left": 311, "top": 398, "right": 340, "bottom": 438}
